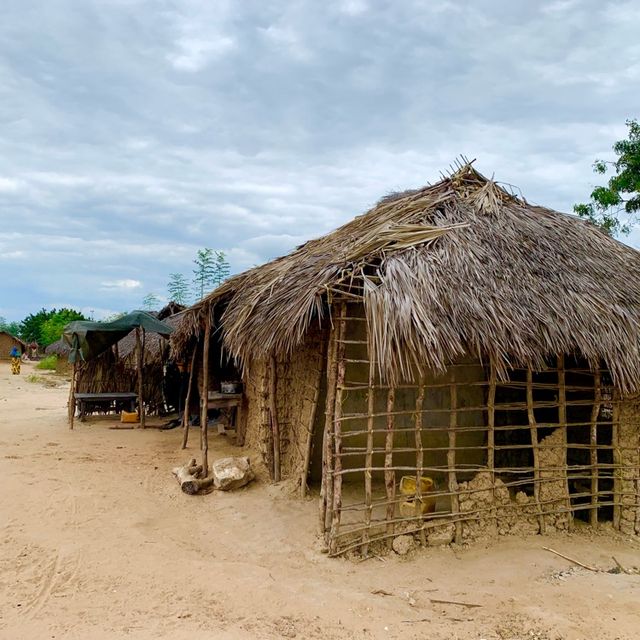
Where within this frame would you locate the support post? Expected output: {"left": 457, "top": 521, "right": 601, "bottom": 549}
{"left": 612, "top": 388, "right": 622, "bottom": 530}
{"left": 300, "top": 343, "right": 325, "bottom": 498}
{"left": 487, "top": 359, "right": 496, "bottom": 501}
{"left": 384, "top": 386, "right": 396, "bottom": 546}
{"left": 269, "top": 354, "right": 281, "bottom": 483}
{"left": 329, "top": 303, "right": 347, "bottom": 555}
{"left": 449, "top": 378, "right": 462, "bottom": 543}
{"left": 181, "top": 347, "right": 198, "bottom": 449}
{"left": 361, "top": 345, "right": 376, "bottom": 554}
{"left": 414, "top": 376, "right": 426, "bottom": 546}
{"left": 68, "top": 361, "right": 77, "bottom": 430}
{"left": 527, "top": 368, "right": 546, "bottom": 534}
{"left": 557, "top": 354, "right": 572, "bottom": 529}
{"left": 200, "top": 313, "right": 211, "bottom": 477}
{"left": 590, "top": 370, "right": 602, "bottom": 527}
{"left": 135, "top": 328, "right": 146, "bottom": 428}
{"left": 319, "top": 313, "right": 339, "bottom": 539}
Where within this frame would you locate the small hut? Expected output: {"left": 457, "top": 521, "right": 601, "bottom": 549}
{"left": 0, "top": 331, "right": 26, "bottom": 359}
{"left": 173, "top": 164, "right": 640, "bottom": 555}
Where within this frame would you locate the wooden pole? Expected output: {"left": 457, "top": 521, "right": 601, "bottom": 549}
{"left": 68, "top": 361, "right": 77, "bottom": 429}
{"left": 590, "top": 370, "right": 602, "bottom": 527}
{"left": 487, "top": 359, "right": 496, "bottom": 505}
{"left": 200, "top": 314, "right": 211, "bottom": 477}
{"left": 361, "top": 349, "right": 375, "bottom": 555}
{"left": 384, "top": 386, "right": 396, "bottom": 546}
{"left": 329, "top": 303, "right": 347, "bottom": 555}
{"left": 319, "top": 315, "right": 339, "bottom": 538}
{"left": 527, "top": 368, "right": 545, "bottom": 534}
{"left": 269, "top": 354, "right": 281, "bottom": 483}
{"left": 449, "top": 378, "right": 462, "bottom": 543}
{"left": 181, "top": 347, "right": 198, "bottom": 449}
{"left": 135, "top": 328, "right": 145, "bottom": 428}
{"left": 612, "top": 388, "right": 622, "bottom": 530}
{"left": 557, "top": 354, "right": 572, "bottom": 529}
{"left": 414, "top": 376, "right": 426, "bottom": 546}
{"left": 300, "top": 345, "right": 325, "bottom": 498}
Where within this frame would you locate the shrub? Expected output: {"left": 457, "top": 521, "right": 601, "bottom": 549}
{"left": 36, "top": 355, "right": 57, "bottom": 370}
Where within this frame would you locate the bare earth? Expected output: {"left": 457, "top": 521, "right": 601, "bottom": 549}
{"left": 1, "top": 362, "right": 639, "bottom": 640}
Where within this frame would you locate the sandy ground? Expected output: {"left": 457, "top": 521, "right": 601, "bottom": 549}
{"left": 1, "top": 361, "right": 640, "bottom": 640}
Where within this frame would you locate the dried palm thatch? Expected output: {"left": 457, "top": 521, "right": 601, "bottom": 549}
{"left": 172, "top": 163, "right": 640, "bottom": 394}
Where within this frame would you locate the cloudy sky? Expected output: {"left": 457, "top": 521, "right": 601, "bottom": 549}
{"left": 1, "top": 0, "right": 638, "bottom": 321}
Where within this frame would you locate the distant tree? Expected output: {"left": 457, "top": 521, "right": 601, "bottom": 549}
{"left": 574, "top": 119, "right": 640, "bottom": 236}
{"left": 0, "top": 317, "right": 21, "bottom": 336}
{"left": 193, "top": 248, "right": 216, "bottom": 300}
{"left": 142, "top": 293, "right": 160, "bottom": 311}
{"left": 167, "top": 273, "right": 190, "bottom": 305}
{"left": 212, "top": 251, "right": 231, "bottom": 287}
{"left": 19, "top": 308, "right": 56, "bottom": 344}
{"left": 40, "top": 309, "right": 87, "bottom": 346}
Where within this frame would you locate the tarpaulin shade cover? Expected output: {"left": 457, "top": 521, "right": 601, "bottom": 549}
{"left": 63, "top": 311, "right": 173, "bottom": 363}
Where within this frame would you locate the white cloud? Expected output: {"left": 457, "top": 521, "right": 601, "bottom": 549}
{"left": 100, "top": 279, "right": 142, "bottom": 290}
{"left": 167, "top": 35, "right": 236, "bottom": 72}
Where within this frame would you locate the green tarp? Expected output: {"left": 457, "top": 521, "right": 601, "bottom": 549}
{"left": 63, "top": 310, "right": 173, "bottom": 363}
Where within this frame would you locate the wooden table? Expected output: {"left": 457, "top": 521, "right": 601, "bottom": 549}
{"left": 74, "top": 392, "right": 138, "bottom": 422}
{"left": 207, "top": 392, "right": 244, "bottom": 442}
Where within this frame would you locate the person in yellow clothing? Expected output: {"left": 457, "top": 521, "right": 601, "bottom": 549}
{"left": 10, "top": 346, "right": 21, "bottom": 375}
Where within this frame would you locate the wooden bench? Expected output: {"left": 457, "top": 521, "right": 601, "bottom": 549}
{"left": 74, "top": 392, "right": 138, "bottom": 422}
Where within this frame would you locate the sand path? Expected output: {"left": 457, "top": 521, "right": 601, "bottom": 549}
{"left": 1, "top": 361, "right": 639, "bottom": 639}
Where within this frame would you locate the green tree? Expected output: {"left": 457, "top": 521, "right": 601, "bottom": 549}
{"left": 212, "top": 251, "right": 231, "bottom": 287}
{"left": 0, "top": 317, "right": 21, "bottom": 336}
{"left": 40, "top": 308, "right": 87, "bottom": 346}
{"left": 167, "top": 273, "right": 190, "bottom": 305}
{"left": 193, "top": 248, "right": 216, "bottom": 300}
{"left": 19, "top": 308, "right": 56, "bottom": 344}
{"left": 574, "top": 119, "right": 640, "bottom": 236}
{"left": 142, "top": 293, "right": 160, "bottom": 311}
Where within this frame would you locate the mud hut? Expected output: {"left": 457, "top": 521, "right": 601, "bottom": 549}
{"left": 0, "top": 331, "right": 26, "bottom": 360}
{"left": 173, "top": 164, "right": 640, "bottom": 556}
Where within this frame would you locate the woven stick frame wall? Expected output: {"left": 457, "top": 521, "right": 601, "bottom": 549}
{"left": 321, "top": 303, "right": 640, "bottom": 557}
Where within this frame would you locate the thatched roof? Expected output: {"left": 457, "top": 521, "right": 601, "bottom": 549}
{"left": 172, "top": 163, "right": 640, "bottom": 393}
{"left": 45, "top": 338, "right": 68, "bottom": 356}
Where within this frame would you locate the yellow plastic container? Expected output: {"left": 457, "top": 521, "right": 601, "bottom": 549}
{"left": 398, "top": 475, "right": 436, "bottom": 517}
{"left": 120, "top": 410, "right": 139, "bottom": 424}
{"left": 399, "top": 475, "right": 434, "bottom": 495}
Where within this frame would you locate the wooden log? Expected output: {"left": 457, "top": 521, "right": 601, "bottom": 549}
{"left": 269, "top": 354, "right": 281, "bottom": 483}
{"left": 329, "top": 303, "right": 347, "bottom": 555}
{"left": 527, "top": 368, "right": 546, "bottom": 534}
{"left": 181, "top": 347, "right": 198, "bottom": 449}
{"left": 590, "top": 370, "right": 602, "bottom": 527}
{"left": 200, "top": 313, "right": 211, "bottom": 477}
{"left": 449, "top": 379, "right": 462, "bottom": 543}
{"left": 172, "top": 459, "right": 214, "bottom": 495}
